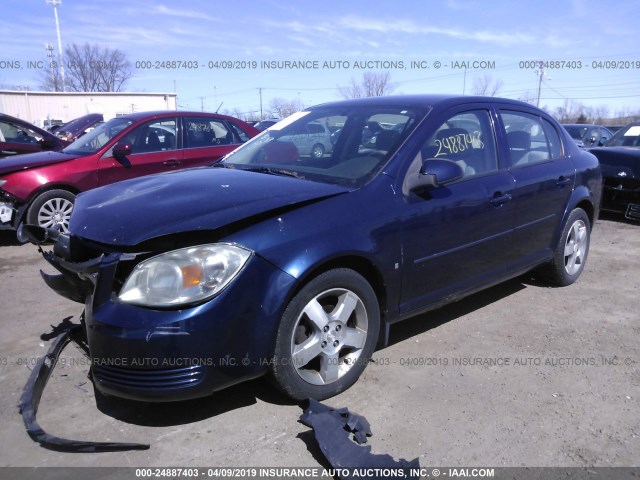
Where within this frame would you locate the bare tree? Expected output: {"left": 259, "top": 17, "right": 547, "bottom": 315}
{"left": 40, "top": 43, "right": 133, "bottom": 92}
{"left": 338, "top": 72, "right": 396, "bottom": 99}
{"left": 592, "top": 105, "right": 610, "bottom": 124}
{"left": 471, "top": 75, "right": 503, "bottom": 96}
{"left": 269, "top": 97, "right": 301, "bottom": 118}
{"left": 517, "top": 91, "right": 537, "bottom": 105}
{"left": 553, "top": 99, "right": 590, "bottom": 123}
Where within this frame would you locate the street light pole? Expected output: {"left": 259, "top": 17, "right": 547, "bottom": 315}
{"left": 46, "top": 0, "right": 66, "bottom": 92}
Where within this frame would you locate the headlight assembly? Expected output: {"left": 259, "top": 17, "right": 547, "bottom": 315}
{"left": 119, "top": 243, "right": 252, "bottom": 307}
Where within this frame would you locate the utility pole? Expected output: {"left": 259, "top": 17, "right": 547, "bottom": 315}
{"left": 462, "top": 67, "right": 467, "bottom": 95}
{"left": 45, "top": 43, "right": 57, "bottom": 91}
{"left": 258, "top": 88, "right": 263, "bottom": 119}
{"left": 535, "top": 61, "right": 548, "bottom": 107}
{"left": 46, "top": 0, "right": 66, "bottom": 92}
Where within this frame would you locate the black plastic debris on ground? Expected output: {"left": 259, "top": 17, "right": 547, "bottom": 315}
{"left": 300, "top": 398, "right": 420, "bottom": 479}
{"left": 18, "top": 323, "right": 150, "bottom": 452}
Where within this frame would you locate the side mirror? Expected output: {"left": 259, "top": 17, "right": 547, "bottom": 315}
{"left": 113, "top": 142, "right": 132, "bottom": 157}
{"left": 407, "top": 158, "right": 464, "bottom": 192}
{"left": 112, "top": 142, "right": 132, "bottom": 168}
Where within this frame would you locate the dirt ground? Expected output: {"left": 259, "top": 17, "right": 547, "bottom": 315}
{"left": 0, "top": 214, "right": 638, "bottom": 470}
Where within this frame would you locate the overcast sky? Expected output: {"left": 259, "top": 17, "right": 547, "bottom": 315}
{"left": 2, "top": 0, "right": 639, "bottom": 118}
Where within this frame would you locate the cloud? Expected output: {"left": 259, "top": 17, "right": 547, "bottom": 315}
{"left": 153, "top": 4, "right": 218, "bottom": 22}
{"left": 335, "top": 16, "right": 571, "bottom": 48}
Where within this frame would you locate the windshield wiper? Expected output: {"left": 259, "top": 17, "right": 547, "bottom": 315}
{"left": 218, "top": 164, "right": 303, "bottom": 179}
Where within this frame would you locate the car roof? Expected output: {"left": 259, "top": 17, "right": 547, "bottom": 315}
{"left": 116, "top": 110, "right": 242, "bottom": 121}
{"left": 308, "top": 94, "right": 537, "bottom": 111}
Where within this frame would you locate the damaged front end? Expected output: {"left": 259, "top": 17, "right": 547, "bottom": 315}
{"left": 22, "top": 223, "right": 295, "bottom": 403}
{"left": 18, "top": 225, "right": 150, "bottom": 451}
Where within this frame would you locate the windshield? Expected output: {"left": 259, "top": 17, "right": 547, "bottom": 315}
{"left": 605, "top": 123, "right": 640, "bottom": 147}
{"left": 563, "top": 125, "right": 588, "bottom": 140}
{"left": 62, "top": 117, "right": 134, "bottom": 155}
{"left": 221, "top": 105, "right": 423, "bottom": 187}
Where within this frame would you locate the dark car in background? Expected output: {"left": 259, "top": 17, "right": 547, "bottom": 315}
{"left": 0, "top": 113, "right": 69, "bottom": 158}
{"left": 562, "top": 124, "right": 613, "bottom": 148}
{"left": 589, "top": 121, "right": 640, "bottom": 220}
{"left": 30, "top": 95, "right": 601, "bottom": 402}
{"left": 0, "top": 111, "right": 258, "bottom": 234}
{"left": 54, "top": 113, "right": 104, "bottom": 142}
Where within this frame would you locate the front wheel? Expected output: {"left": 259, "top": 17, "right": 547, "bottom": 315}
{"left": 542, "top": 208, "right": 591, "bottom": 286}
{"left": 26, "top": 189, "right": 76, "bottom": 233}
{"left": 271, "top": 269, "right": 380, "bottom": 400}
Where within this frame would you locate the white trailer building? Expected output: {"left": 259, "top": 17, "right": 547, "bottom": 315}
{"left": 0, "top": 90, "right": 177, "bottom": 127}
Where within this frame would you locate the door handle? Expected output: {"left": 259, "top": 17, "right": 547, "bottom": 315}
{"left": 556, "top": 176, "right": 572, "bottom": 187}
{"left": 163, "top": 159, "right": 182, "bottom": 167}
{"left": 489, "top": 193, "right": 512, "bottom": 207}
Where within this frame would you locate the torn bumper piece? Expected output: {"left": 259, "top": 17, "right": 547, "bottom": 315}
{"left": 300, "top": 399, "right": 420, "bottom": 479}
{"left": 18, "top": 324, "right": 150, "bottom": 452}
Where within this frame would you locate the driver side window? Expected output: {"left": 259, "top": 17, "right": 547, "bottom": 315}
{"left": 120, "top": 119, "right": 177, "bottom": 154}
{"left": 420, "top": 110, "right": 498, "bottom": 178}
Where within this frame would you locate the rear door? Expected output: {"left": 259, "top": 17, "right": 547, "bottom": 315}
{"left": 497, "top": 110, "right": 574, "bottom": 269}
{"left": 399, "top": 106, "right": 516, "bottom": 313}
{"left": 97, "top": 117, "right": 182, "bottom": 186}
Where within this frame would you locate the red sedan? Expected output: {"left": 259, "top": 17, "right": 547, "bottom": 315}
{"left": 0, "top": 111, "right": 258, "bottom": 235}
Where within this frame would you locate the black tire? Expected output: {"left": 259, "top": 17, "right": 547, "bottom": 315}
{"left": 271, "top": 268, "right": 380, "bottom": 400}
{"left": 542, "top": 208, "right": 591, "bottom": 286}
{"left": 310, "top": 143, "right": 325, "bottom": 159}
{"left": 26, "top": 189, "right": 76, "bottom": 233}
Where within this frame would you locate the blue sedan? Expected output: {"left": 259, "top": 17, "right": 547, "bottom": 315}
{"left": 32, "top": 95, "right": 601, "bottom": 401}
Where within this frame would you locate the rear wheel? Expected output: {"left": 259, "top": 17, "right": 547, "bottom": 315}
{"left": 542, "top": 208, "right": 591, "bottom": 286}
{"left": 26, "top": 189, "right": 76, "bottom": 233}
{"left": 310, "top": 143, "right": 325, "bottom": 159}
{"left": 271, "top": 269, "right": 380, "bottom": 400}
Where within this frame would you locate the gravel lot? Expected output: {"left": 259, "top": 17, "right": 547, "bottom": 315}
{"left": 0, "top": 215, "right": 638, "bottom": 470}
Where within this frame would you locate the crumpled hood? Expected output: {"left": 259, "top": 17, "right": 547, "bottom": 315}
{"left": 0, "top": 150, "right": 77, "bottom": 175}
{"left": 70, "top": 167, "right": 350, "bottom": 246}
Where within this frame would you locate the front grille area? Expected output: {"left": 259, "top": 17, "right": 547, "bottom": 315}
{"left": 93, "top": 364, "right": 204, "bottom": 391}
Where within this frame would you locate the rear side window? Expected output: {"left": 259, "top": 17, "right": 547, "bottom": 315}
{"left": 542, "top": 119, "right": 562, "bottom": 158}
{"left": 227, "top": 122, "right": 252, "bottom": 143}
{"left": 184, "top": 117, "right": 236, "bottom": 148}
{"left": 501, "top": 111, "right": 558, "bottom": 167}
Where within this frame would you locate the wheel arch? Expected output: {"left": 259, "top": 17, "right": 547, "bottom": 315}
{"left": 27, "top": 183, "right": 82, "bottom": 204}
{"left": 285, "top": 254, "right": 389, "bottom": 347}
{"left": 23, "top": 185, "right": 80, "bottom": 228}
{"left": 563, "top": 185, "right": 597, "bottom": 232}
{"left": 15, "top": 184, "right": 81, "bottom": 226}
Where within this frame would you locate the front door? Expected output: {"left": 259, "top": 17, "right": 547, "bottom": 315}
{"left": 399, "top": 107, "right": 516, "bottom": 314}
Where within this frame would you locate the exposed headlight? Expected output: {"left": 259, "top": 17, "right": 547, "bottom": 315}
{"left": 119, "top": 244, "right": 252, "bottom": 307}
